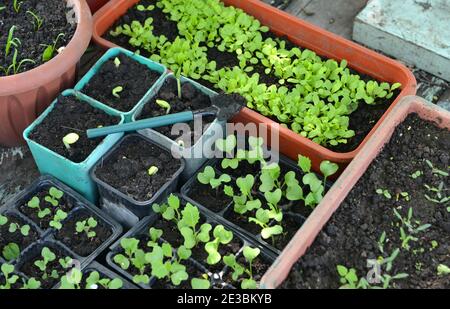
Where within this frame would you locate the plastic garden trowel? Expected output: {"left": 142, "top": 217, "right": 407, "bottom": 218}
{"left": 86, "top": 94, "right": 246, "bottom": 139}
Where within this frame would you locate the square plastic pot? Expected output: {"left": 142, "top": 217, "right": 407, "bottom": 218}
{"left": 0, "top": 176, "right": 123, "bottom": 267}
{"left": 75, "top": 47, "right": 167, "bottom": 123}
{"left": 23, "top": 89, "right": 125, "bottom": 203}
{"left": 106, "top": 194, "right": 277, "bottom": 289}
{"left": 90, "top": 0, "right": 417, "bottom": 175}
{"left": 260, "top": 95, "right": 450, "bottom": 288}
{"left": 133, "top": 73, "right": 226, "bottom": 182}
{"left": 90, "top": 134, "right": 185, "bottom": 228}
{"left": 0, "top": 0, "right": 92, "bottom": 147}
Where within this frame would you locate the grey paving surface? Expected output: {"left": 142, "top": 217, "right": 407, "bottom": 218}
{"left": 0, "top": 0, "right": 448, "bottom": 206}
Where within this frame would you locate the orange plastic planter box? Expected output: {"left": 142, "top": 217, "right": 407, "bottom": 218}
{"left": 0, "top": 0, "right": 92, "bottom": 147}
{"left": 260, "top": 96, "right": 450, "bottom": 288}
{"left": 91, "top": 0, "right": 417, "bottom": 173}
{"left": 87, "top": 0, "right": 109, "bottom": 13}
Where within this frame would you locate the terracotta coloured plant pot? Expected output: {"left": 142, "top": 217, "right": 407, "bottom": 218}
{"left": 0, "top": 0, "right": 93, "bottom": 147}
{"left": 260, "top": 95, "right": 450, "bottom": 288}
{"left": 91, "top": 0, "right": 416, "bottom": 174}
{"left": 87, "top": 0, "right": 110, "bottom": 13}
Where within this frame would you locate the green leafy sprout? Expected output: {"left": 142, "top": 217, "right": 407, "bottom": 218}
{"left": 0, "top": 214, "right": 30, "bottom": 236}
{"left": 75, "top": 217, "right": 98, "bottom": 239}
{"left": 63, "top": 133, "right": 80, "bottom": 150}
{"left": 112, "top": 86, "right": 124, "bottom": 98}
{"left": 223, "top": 246, "right": 261, "bottom": 289}
{"left": 26, "top": 10, "right": 44, "bottom": 31}
{"left": 197, "top": 166, "right": 231, "bottom": 189}
{"left": 156, "top": 99, "right": 171, "bottom": 114}
{"left": 2, "top": 243, "right": 20, "bottom": 261}
{"left": 34, "top": 247, "right": 71, "bottom": 280}
{"left": 204, "top": 225, "right": 233, "bottom": 265}
{"left": 60, "top": 269, "right": 123, "bottom": 289}
{"left": 41, "top": 33, "right": 65, "bottom": 62}
{"left": 13, "top": 0, "right": 23, "bottom": 13}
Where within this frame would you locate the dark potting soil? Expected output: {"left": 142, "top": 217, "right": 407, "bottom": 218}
{"left": 187, "top": 179, "right": 233, "bottom": 213}
{"left": 18, "top": 187, "right": 75, "bottom": 230}
{"left": 153, "top": 219, "right": 184, "bottom": 248}
{"left": 54, "top": 210, "right": 113, "bottom": 257}
{"left": 224, "top": 209, "right": 261, "bottom": 236}
{"left": 0, "top": 214, "right": 39, "bottom": 258}
{"left": 223, "top": 256, "right": 271, "bottom": 288}
{"left": 192, "top": 237, "right": 243, "bottom": 274}
{"left": 95, "top": 135, "right": 182, "bottom": 202}
{"left": 282, "top": 114, "right": 450, "bottom": 289}
{"left": 274, "top": 214, "right": 304, "bottom": 251}
{"left": 0, "top": 0, "right": 76, "bottom": 76}
{"left": 137, "top": 78, "right": 214, "bottom": 145}
{"left": 29, "top": 95, "right": 120, "bottom": 163}
{"left": 19, "top": 245, "right": 73, "bottom": 289}
{"left": 81, "top": 54, "right": 162, "bottom": 112}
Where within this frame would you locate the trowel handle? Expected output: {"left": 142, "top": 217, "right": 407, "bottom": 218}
{"left": 86, "top": 111, "right": 194, "bottom": 139}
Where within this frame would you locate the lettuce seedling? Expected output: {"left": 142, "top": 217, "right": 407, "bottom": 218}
{"left": 137, "top": 4, "right": 155, "bottom": 11}
{"left": 146, "top": 243, "right": 189, "bottom": 286}
{"left": 60, "top": 269, "right": 123, "bottom": 289}
{"left": 249, "top": 207, "right": 283, "bottom": 242}
{"left": 152, "top": 194, "right": 182, "bottom": 223}
{"left": 320, "top": 160, "right": 339, "bottom": 185}
{"left": 0, "top": 263, "right": 19, "bottom": 289}
{"left": 34, "top": 247, "right": 70, "bottom": 280}
{"left": 63, "top": 133, "right": 79, "bottom": 150}
{"left": 21, "top": 278, "right": 41, "bottom": 289}
{"left": 2, "top": 243, "right": 20, "bottom": 261}
{"left": 45, "top": 187, "right": 64, "bottom": 207}
{"left": 156, "top": 99, "right": 171, "bottom": 114}
{"left": 26, "top": 10, "right": 44, "bottom": 31}
{"left": 223, "top": 246, "right": 261, "bottom": 289}
{"left": 177, "top": 203, "right": 212, "bottom": 249}
{"left": 147, "top": 227, "right": 163, "bottom": 248}
{"left": 215, "top": 135, "right": 240, "bottom": 169}
{"left": 232, "top": 175, "right": 262, "bottom": 215}
{"left": 42, "top": 33, "right": 65, "bottom": 62}
{"left": 75, "top": 217, "right": 98, "bottom": 239}
{"left": 197, "top": 166, "right": 231, "bottom": 189}
{"left": 112, "top": 86, "right": 124, "bottom": 98}
{"left": 298, "top": 155, "right": 325, "bottom": 208}
{"left": 191, "top": 277, "right": 211, "bottom": 289}
{"left": 27, "top": 196, "right": 51, "bottom": 219}
{"left": 113, "top": 238, "right": 151, "bottom": 284}
{"left": 204, "top": 225, "right": 233, "bottom": 265}
{"left": 114, "top": 57, "right": 121, "bottom": 68}
{"left": 0, "top": 214, "right": 30, "bottom": 236}
{"left": 49, "top": 209, "right": 67, "bottom": 230}
{"left": 437, "top": 264, "right": 450, "bottom": 276}
{"left": 147, "top": 165, "right": 159, "bottom": 176}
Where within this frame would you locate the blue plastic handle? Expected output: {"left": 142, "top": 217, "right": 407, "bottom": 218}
{"left": 87, "top": 111, "right": 194, "bottom": 139}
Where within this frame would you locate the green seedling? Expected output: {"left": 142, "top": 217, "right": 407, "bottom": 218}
{"left": 0, "top": 214, "right": 30, "bottom": 236}
{"left": 424, "top": 182, "right": 449, "bottom": 204}
{"left": 147, "top": 227, "right": 163, "bottom": 248}
{"left": 156, "top": 99, "right": 171, "bottom": 114}
{"left": 113, "top": 238, "right": 151, "bottom": 284}
{"left": 377, "top": 231, "right": 386, "bottom": 254}
{"left": 5, "top": 26, "right": 20, "bottom": 57}
{"left": 410, "top": 170, "right": 423, "bottom": 179}
{"left": 216, "top": 135, "right": 240, "bottom": 169}
{"left": 49, "top": 209, "right": 68, "bottom": 230}
{"left": 204, "top": 225, "right": 233, "bottom": 265}
{"left": 146, "top": 243, "right": 189, "bottom": 286}
{"left": 425, "top": 160, "right": 449, "bottom": 177}
{"left": 232, "top": 175, "right": 262, "bottom": 215}
{"left": 21, "top": 278, "right": 41, "bottom": 289}
{"left": 13, "top": 0, "right": 23, "bottom": 13}
{"left": 27, "top": 196, "right": 51, "bottom": 219}
{"left": 27, "top": 10, "right": 44, "bottom": 31}
{"left": 376, "top": 189, "right": 392, "bottom": 199}
{"left": 320, "top": 160, "right": 339, "bottom": 185}
{"left": 75, "top": 217, "right": 98, "bottom": 239}
{"left": 60, "top": 269, "right": 123, "bottom": 289}
{"left": 191, "top": 276, "right": 211, "bottom": 289}
{"left": 197, "top": 166, "right": 231, "bottom": 189}
{"left": 34, "top": 247, "right": 70, "bottom": 280}
{"left": 0, "top": 6, "right": 5, "bottom": 12}
{"left": 177, "top": 203, "right": 212, "bottom": 249}
{"left": 298, "top": 155, "right": 325, "bottom": 207}
{"left": 152, "top": 194, "right": 182, "bottom": 224}
{"left": 114, "top": 57, "right": 121, "bottom": 68}
{"left": 0, "top": 263, "right": 19, "bottom": 289}
{"left": 41, "top": 33, "right": 65, "bottom": 62}
{"left": 112, "top": 86, "right": 124, "bottom": 98}
{"left": 393, "top": 207, "right": 431, "bottom": 251}
{"left": 2, "top": 243, "right": 20, "bottom": 261}
{"left": 148, "top": 165, "right": 159, "bottom": 176}
{"left": 137, "top": 4, "right": 155, "bottom": 11}
{"left": 437, "top": 264, "right": 450, "bottom": 276}
{"left": 0, "top": 48, "right": 35, "bottom": 76}
{"left": 63, "top": 133, "right": 79, "bottom": 150}
{"left": 396, "top": 192, "right": 410, "bottom": 202}
{"left": 224, "top": 246, "right": 260, "bottom": 289}
{"left": 45, "top": 187, "right": 64, "bottom": 206}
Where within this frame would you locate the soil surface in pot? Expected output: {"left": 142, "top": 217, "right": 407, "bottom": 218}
{"left": 81, "top": 54, "right": 162, "bottom": 112}
{"left": 29, "top": 95, "right": 120, "bottom": 163}
{"left": 104, "top": 0, "right": 399, "bottom": 153}
{"left": 18, "top": 186, "right": 75, "bottom": 230}
{"left": 151, "top": 261, "right": 207, "bottom": 289}
{"left": 81, "top": 270, "right": 119, "bottom": 289}
{"left": 137, "top": 78, "right": 214, "bottom": 146}
{"left": 19, "top": 245, "right": 74, "bottom": 289}
{"left": 282, "top": 114, "right": 450, "bottom": 289}
{"left": 0, "top": 213, "right": 39, "bottom": 258}
{"left": 0, "top": 0, "right": 76, "bottom": 76}
{"left": 95, "top": 135, "right": 182, "bottom": 202}
{"left": 222, "top": 255, "right": 271, "bottom": 289}
{"left": 54, "top": 210, "right": 113, "bottom": 257}
{"left": 186, "top": 179, "right": 233, "bottom": 213}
